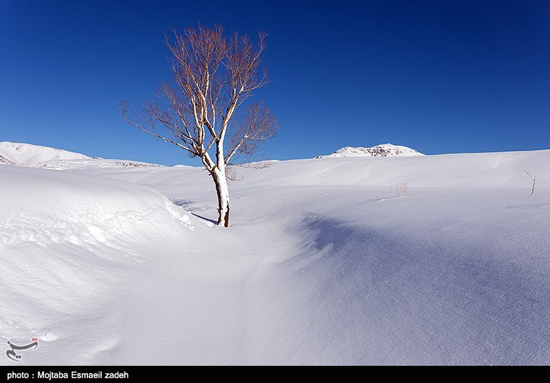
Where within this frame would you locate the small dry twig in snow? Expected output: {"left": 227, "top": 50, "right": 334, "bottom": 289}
{"left": 525, "top": 170, "right": 536, "bottom": 197}
{"left": 394, "top": 182, "right": 408, "bottom": 197}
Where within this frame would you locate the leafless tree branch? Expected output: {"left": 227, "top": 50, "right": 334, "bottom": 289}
{"left": 119, "top": 24, "right": 278, "bottom": 227}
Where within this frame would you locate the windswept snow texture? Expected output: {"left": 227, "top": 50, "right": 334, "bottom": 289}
{"left": 316, "top": 143, "right": 424, "bottom": 158}
{"left": 1, "top": 147, "right": 550, "bottom": 365}
{"left": 0, "top": 165, "right": 195, "bottom": 364}
{"left": 0, "top": 142, "right": 91, "bottom": 167}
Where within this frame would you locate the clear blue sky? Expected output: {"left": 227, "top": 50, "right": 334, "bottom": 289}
{"left": 1, "top": 0, "right": 549, "bottom": 165}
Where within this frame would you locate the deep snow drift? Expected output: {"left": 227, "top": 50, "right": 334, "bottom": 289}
{"left": 1, "top": 146, "right": 550, "bottom": 365}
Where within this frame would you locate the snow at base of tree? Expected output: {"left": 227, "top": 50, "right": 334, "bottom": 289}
{"left": 1, "top": 143, "right": 550, "bottom": 365}
{"left": 316, "top": 143, "right": 424, "bottom": 158}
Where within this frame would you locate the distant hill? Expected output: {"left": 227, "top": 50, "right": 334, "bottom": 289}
{"left": 316, "top": 143, "right": 424, "bottom": 158}
{"left": 0, "top": 142, "right": 91, "bottom": 166}
{"left": 0, "top": 141, "right": 162, "bottom": 169}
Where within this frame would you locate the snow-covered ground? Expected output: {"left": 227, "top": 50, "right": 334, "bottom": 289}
{"left": 1, "top": 146, "right": 549, "bottom": 365}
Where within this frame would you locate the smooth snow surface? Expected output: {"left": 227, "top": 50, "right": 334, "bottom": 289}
{"left": 1, "top": 145, "right": 550, "bottom": 365}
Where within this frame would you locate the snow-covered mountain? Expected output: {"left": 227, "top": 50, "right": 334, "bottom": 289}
{"left": 0, "top": 141, "right": 161, "bottom": 169}
{"left": 316, "top": 143, "right": 424, "bottom": 158}
{"left": 0, "top": 141, "right": 91, "bottom": 167}
{"left": 0, "top": 154, "right": 14, "bottom": 165}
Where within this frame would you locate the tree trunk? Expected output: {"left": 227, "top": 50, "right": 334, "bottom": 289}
{"left": 212, "top": 168, "right": 230, "bottom": 227}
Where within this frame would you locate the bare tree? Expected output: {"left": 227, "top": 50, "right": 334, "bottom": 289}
{"left": 119, "top": 25, "right": 278, "bottom": 227}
